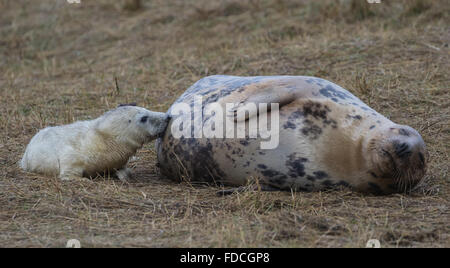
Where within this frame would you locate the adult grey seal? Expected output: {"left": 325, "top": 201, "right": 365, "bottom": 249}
{"left": 156, "top": 75, "right": 427, "bottom": 194}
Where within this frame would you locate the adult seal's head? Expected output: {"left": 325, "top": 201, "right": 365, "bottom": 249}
{"left": 364, "top": 124, "right": 427, "bottom": 192}
{"left": 156, "top": 75, "right": 427, "bottom": 195}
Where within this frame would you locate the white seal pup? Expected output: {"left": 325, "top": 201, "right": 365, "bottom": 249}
{"left": 21, "top": 105, "right": 170, "bottom": 181}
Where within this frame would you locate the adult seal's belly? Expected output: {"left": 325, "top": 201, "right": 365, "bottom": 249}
{"left": 156, "top": 75, "right": 427, "bottom": 194}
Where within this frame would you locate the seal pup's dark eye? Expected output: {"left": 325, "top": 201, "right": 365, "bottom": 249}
{"left": 140, "top": 116, "right": 148, "bottom": 123}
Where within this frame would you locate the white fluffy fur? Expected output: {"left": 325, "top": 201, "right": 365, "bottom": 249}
{"left": 21, "top": 106, "right": 169, "bottom": 180}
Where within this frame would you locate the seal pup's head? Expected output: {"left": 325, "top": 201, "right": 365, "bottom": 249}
{"left": 134, "top": 108, "right": 171, "bottom": 140}
{"left": 366, "top": 124, "right": 427, "bottom": 193}
{"left": 96, "top": 105, "right": 171, "bottom": 146}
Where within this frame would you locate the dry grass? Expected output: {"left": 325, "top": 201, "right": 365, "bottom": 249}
{"left": 0, "top": 0, "right": 448, "bottom": 247}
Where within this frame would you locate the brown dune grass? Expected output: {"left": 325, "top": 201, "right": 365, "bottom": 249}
{"left": 0, "top": 0, "right": 448, "bottom": 247}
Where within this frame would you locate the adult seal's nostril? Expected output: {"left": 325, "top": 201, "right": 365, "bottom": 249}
{"left": 394, "top": 142, "right": 411, "bottom": 158}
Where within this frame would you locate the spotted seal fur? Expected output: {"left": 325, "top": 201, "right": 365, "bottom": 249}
{"left": 156, "top": 75, "right": 427, "bottom": 194}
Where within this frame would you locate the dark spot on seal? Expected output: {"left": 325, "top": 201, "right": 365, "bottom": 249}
{"left": 319, "top": 85, "right": 353, "bottom": 101}
{"left": 288, "top": 110, "right": 303, "bottom": 120}
{"left": 303, "top": 102, "right": 327, "bottom": 119}
{"left": 305, "top": 78, "right": 325, "bottom": 86}
{"left": 162, "top": 137, "right": 227, "bottom": 185}
{"left": 306, "top": 78, "right": 314, "bottom": 84}
{"left": 369, "top": 172, "right": 378, "bottom": 178}
{"left": 306, "top": 172, "right": 328, "bottom": 182}
{"left": 231, "top": 147, "right": 244, "bottom": 156}
{"left": 262, "top": 169, "right": 288, "bottom": 185}
{"left": 313, "top": 171, "right": 328, "bottom": 180}
{"left": 283, "top": 121, "right": 296, "bottom": 129}
{"left": 370, "top": 125, "right": 376, "bottom": 130}
{"left": 257, "top": 164, "right": 267, "bottom": 169}
{"left": 262, "top": 169, "right": 282, "bottom": 177}
{"left": 301, "top": 121, "right": 322, "bottom": 139}
{"left": 287, "top": 103, "right": 337, "bottom": 136}
{"left": 346, "top": 114, "right": 362, "bottom": 120}
{"left": 286, "top": 153, "right": 308, "bottom": 178}
{"left": 128, "top": 120, "right": 131, "bottom": 123}
{"left": 225, "top": 143, "right": 233, "bottom": 151}
{"left": 191, "top": 141, "right": 227, "bottom": 183}
{"left": 240, "top": 140, "right": 249, "bottom": 146}
{"left": 204, "top": 93, "right": 219, "bottom": 103}
{"left": 323, "top": 118, "right": 338, "bottom": 128}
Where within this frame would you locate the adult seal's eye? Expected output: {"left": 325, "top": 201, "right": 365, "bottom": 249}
{"left": 140, "top": 116, "right": 148, "bottom": 123}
